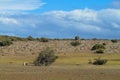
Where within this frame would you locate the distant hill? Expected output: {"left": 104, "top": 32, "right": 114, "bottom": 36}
{"left": 0, "top": 35, "right": 27, "bottom": 41}
{"left": 0, "top": 35, "right": 120, "bottom": 55}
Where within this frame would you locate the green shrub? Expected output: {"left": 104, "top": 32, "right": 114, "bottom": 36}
{"left": 91, "top": 44, "right": 105, "bottom": 53}
{"left": 111, "top": 39, "right": 118, "bottom": 43}
{"left": 74, "top": 36, "right": 80, "bottom": 40}
{"left": 92, "top": 57, "right": 107, "bottom": 65}
{"left": 92, "top": 38, "right": 97, "bottom": 41}
{"left": 34, "top": 47, "right": 57, "bottom": 66}
{"left": 95, "top": 49, "right": 104, "bottom": 54}
{"left": 0, "top": 40, "right": 13, "bottom": 46}
{"left": 27, "top": 36, "right": 35, "bottom": 41}
{"left": 102, "top": 43, "right": 106, "bottom": 45}
{"left": 40, "top": 37, "right": 49, "bottom": 42}
{"left": 91, "top": 44, "right": 105, "bottom": 50}
{"left": 71, "top": 41, "right": 80, "bottom": 46}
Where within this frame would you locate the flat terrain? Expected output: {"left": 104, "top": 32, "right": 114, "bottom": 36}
{"left": 0, "top": 40, "right": 120, "bottom": 80}
{"left": 0, "top": 65, "right": 120, "bottom": 80}
{"left": 0, "top": 53, "right": 120, "bottom": 80}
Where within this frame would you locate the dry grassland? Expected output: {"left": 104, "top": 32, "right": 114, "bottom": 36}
{"left": 0, "top": 40, "right": 120, "bottom": 80}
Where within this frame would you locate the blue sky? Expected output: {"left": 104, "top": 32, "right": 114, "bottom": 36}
{"left": 0, "top": 0, "right": 120, "bottom": 39}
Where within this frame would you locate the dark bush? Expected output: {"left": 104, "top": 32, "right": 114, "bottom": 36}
{"left": 92, "top": 57, "right": 107, "bottom": 65}
{"left": 40, "top": 37, "right": 49, "bottom": 42}
{"left": 102, "top": 43, "right": 106, "bottom": 45}
{"left": 74, "top": 36, "right": 80, "bottom": 40}
{"left": 27, "top": 36, "right": 35, "bottom": 41}
{"left": 0, "top": 40, "right": 13, "bottom": 46}
{"left": 91, "top": 44, "right": 105, "bottom": 50}
{"left": 111, "top": 39, "right": 118, "bottom": 43}
{"left": 95, "top": 49, "right": 104, "bottom": 54}
{"left": 92, "top": 38, "right": 97, "bottom": 41}
{"left": 71, "top": 41, "right": 80, "bottom": 46}
{"left": 36, "top": 38, "right": 40, "bottom": 41}
{"left": 81, "top": 38, "right": 85, "bottom": 40}
{"left": 34, "top": 47, "right": 57, "bottom": 66}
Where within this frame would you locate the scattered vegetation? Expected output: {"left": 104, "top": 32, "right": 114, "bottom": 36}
{"left": 10, "top": 37, "right": 26, "bottom": 41}
{"left": 91, "top": 44, "right": 105, "bottom": 50}
{"left": 34, "top": 47, "right": 57, "bottom": 66}
{"left": 40, "top": 37, "right": 49, "bottom": 42}
{"left": 0, "top": 35, "right": 29, "bottom": 41}
{"left": 92, "top": 38, "right": 97, "bottom": 41}
{"left": 27, "top": 36, "right": 35, "bottom": 41}
{"left": 95, "top": 49, "right": 104, "bottom": 54}
{"left": 102, "top": 43, "right": 106, "bottom": 45}
{"left": 0, "top": 39, "right": 13, "bottom": 46}
{"left": 74, "top": 36, "right": 80, "bottom": 40}
{"left": 92, "top": 57, "right": 107, "bottom": 65}
{"left": 70, "top": 41, "right": 80, "bottom": 46}
{"left": 91, "top": 43, "right": 106, "bottom": 53}
{"left": 111, "top": 39, "right": 118, "bottom": 43}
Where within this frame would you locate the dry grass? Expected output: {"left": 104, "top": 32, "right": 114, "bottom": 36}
{"left": 0, "top": 64, "right": 120, "bottom": 80}
{"left": 0, "top": 40, "right": 120, "bottom": 80}
{"left": 0, "top": 54, "right": 36, "bottom": 64}
{"left": 55, "top": 53, "right": 120, "bottom": 65}
{"left": 1, "top": 52, "right": 120, "bottom": 65}
{"left": 0, "top": 53, "right": 120, "bottom": 80}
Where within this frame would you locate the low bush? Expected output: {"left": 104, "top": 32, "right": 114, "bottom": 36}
{"left": 27, "top": 36, "right": 35, "bottom": 41}
{"left": 0, "top": 40, "right": 13, "bottom": 46}
{"left": 111, "top": 39, "right": 118, "bottom": 43}
{"left": 92, "top": 38, "right": 97, "bottom": 41}
{"left": 91, "top": 44, "right": 105, "bottom": 50}
{"left": 40, "top": 37, "right": 49, "bottom": 42}
{"left": 102, "top": 43, "right": 106, "bottom": 45}
{"left": 92, "top": 57, "right": 107, "bottom": 65}
{"left": 91, "top": 44, "right": 105, "bottom": 53}
{"left": 34, "top": 47, "right": 57, "bottom": 66}
{"left": 95, "top": 49, "right": 104, "bottom": 54}
{"left": 70, "top": 41, "right": 80, "bottom": 46}
{"left": 74, "top": 36, "right": 80, "bottom": 40}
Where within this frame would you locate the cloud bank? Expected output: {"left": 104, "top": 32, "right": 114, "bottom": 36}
{"left": 0, "top": 8, "right": 120, "bottom": 39}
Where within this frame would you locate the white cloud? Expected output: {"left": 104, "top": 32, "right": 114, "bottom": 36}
{"left": 0, "top": 17, "right": 19, "bottom": 24}
{"left": 0, "top": 8, "right": 120, "bottom": 39}
{"left": 0, "top": 0, "right": 45, "bottom": 11}
{"left": 41, "top": 9, "right": 102, "bottom": 32}
{"left": 111, "top": 23, "right": 120, "bottom": 28}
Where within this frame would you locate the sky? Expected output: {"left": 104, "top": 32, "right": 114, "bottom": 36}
{"left": 0, "top": 0, "right": 120, "bottom": 39}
